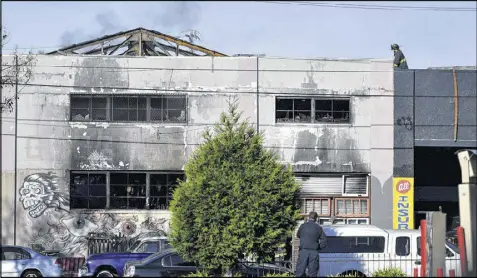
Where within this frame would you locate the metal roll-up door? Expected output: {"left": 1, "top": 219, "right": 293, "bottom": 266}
{"left": 295, "top": 176, "right": 343, "bottom": 196}
{"left": 343, "top": 175, "right": 368, "bottom": 196}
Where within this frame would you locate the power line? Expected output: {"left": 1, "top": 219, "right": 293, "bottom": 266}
{"left": 0, "top": 133, "right": 395, "bottom": 151}
{"left": 2, "top": 62, "right": 397, "bottom": 73}
{"left": 3, "top": 81, "right": 476, "bottom": 98}
{"left": 255, "top": 1, "right": 477, "bottom": 11}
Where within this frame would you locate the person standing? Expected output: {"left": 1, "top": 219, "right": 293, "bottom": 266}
{"left": 391, "top": 43, "right": 409, "bottom": 69}
{"left": 295, "top": 211, "right": 328, "bottom": 277}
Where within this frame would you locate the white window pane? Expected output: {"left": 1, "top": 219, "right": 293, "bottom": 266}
{"left": 360, "top": 200, "right": 368, "bottom": 214}
{"left": 345, "top": 200, "right": 353, "bottom": 214}
{"left": 322, "top": 200, "right": 329, "bottom": 215}
{"left": 336, "top": 200, "right": 346, "bottom": 214}
{"left": 353, "top": 200, "right": 360, "bottom": 214}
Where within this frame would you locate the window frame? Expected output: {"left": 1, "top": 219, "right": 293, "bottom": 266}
{"left": 314, "top": 98, "right": 351, "bottom": 124}
{"left": 69, "top": 94, "right": 188, "bottom": 123}
{"left": 334, "top": 197, "right": 370, "bottom": 217}
{"left": 69, "top": 171, "right": 108, "bottom": 210}
{"left": 395, "top": 236, "right": 411, "bottom": 257}
{"left": 299, "top": 198, "right": 331, "bottom": 217}
{"left": 1, "top": 247, "right": 31, "bottom": 260}
{"left": 70, "top": 95, "right": 110, "bottom": 122}
{"left": 69, "top": 171, "right": 184, "bottom": 211}
{"left": 342, "top": 175, "right": 369, "bottom": 197}
{"left": 319, "top": 236, "right": 386, "bottom": 254}
{"left": 110, "top": 95, "right": 149, "bottom": 122}
{"left": 275, "top": 96, "right": 351, "bottom": 124}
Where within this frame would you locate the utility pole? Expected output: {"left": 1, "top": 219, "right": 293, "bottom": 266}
{"left": 13, "top": 54, "right": 19, "bottom": 245}
{"left": 256, "top": 56, "right": 259, "bottom": 133}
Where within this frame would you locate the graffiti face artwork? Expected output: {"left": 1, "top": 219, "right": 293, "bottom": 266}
{"left": 19, "top": 172, "right": 70, "bottom": 218}
{"left": 20, "top": 172, "right": 170, "bottom": 256}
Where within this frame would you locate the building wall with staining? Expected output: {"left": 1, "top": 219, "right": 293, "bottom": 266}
{"left": 1, "top": 55, "right": 395, "bottom": 255}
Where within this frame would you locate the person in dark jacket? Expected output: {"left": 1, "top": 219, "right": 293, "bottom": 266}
{"left": 295, "top": 211, "right": 328, "bottom": 277}
{"left": 391, "top": 44, "right": 409, "bottom": 69}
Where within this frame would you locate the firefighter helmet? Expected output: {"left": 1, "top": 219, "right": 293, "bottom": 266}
{"left": 391, "top": 44, "right": 400, "bottom": 50}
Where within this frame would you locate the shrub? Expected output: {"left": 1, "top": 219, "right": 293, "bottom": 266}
{"left": 264, "top": 272, "right": 294, "bottom": 277}
{"left": 182, "top": 270, "right": 210, "bottom": 277}
{"left": 327, "top": 272, "right": 361, "bottom": 277}
{"left": 169, "top": 100, "right": 301, "bottom": 275}
{"left": 373, "top": 268, "right": 407, "bottom": 277}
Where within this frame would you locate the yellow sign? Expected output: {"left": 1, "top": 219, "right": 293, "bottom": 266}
{"left": 393, "top": 177, "right": 414, "bottom": 230}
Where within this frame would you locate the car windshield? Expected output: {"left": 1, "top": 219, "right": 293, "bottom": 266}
{"left": 127, "top": 241, "right": 141, "bottom": 252}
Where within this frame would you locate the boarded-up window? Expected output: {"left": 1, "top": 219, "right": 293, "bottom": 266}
{"left": 343, "top": 175, "right": 368, "bottom": 196}
{"left": 335, "top": 198, "right": 369, "bottom": 217}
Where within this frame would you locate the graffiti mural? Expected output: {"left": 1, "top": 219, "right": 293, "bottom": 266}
{"left": 20, "top": 172, "right": 69, "bottom": 218}
{"left": 27, "top": 212, "right": 169, "bottom": 256}
{"left": 20, "top": 172, "right": 170, "bottom": 256}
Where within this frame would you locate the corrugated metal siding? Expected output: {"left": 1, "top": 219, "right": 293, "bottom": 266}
{"left": 343, "top": 175, "right": 368, "bottom": 195}
{"left": 295, "top": 176, "right": 343, "bottom": 196}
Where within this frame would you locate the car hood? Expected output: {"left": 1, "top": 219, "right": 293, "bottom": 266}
{"left": 125, "top": 260, "right": 143, "bottom": 267}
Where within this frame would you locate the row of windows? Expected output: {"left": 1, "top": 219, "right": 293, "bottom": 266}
{"left": 70, "top": 95, "right": 187, "bottom": 123}
{"left": 69, "top": 95, "right": 351, "bottom": 124}
{"left": 276, "top": 98, "right": 350, "bottom": 123}
{"left": 318, "top": 235, "right": 458, "bottom": 256}
{"left": 300, "top": 198, "right": 369, "bottom": 217}
{"left": 70, "top": 172, "right": 184, "bottom": 210}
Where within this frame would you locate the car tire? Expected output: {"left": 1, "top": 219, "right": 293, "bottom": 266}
{"left": 96, "top": 270, "right": 115, "bottom": 277}
{"left": 22, "top": 270, "right": 42, "bottom": 278}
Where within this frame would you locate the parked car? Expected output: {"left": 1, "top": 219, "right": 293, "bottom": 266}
{"left": 1, "top": 245, "right": 63, "bottom": 277}
{"left": 311, "top": 224, "right": 462, "bottom": 277}
{"left": 78, "top": 235, "right": 170, "bottom": 277}
{"left": 123, "top": 249, "right": 291, "bottom": 277}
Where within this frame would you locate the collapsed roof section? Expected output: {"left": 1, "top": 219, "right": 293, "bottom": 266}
{"left": 47, "top": 27, "right": 227, "bottom": 57}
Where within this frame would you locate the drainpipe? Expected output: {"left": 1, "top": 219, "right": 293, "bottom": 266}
{"left": 13, "top": 54, "right": 19, "bottom": 245}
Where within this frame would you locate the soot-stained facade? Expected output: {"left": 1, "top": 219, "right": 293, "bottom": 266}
{"left": 1, "top": 54, "right": 394, "bottom": 256}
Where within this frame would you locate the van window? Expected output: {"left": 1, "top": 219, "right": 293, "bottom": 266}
{"left": 417, "top": 237, "right": 421, "bottom": 256}
{"left": 395, "top": 236, "right": 410, "bottom": 256}
{"left": 320, "top": 236, "right": 385, "bottom": 253}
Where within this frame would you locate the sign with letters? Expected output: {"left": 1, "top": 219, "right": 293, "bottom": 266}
{"left": 393, "top": 177, "right": 414, "bottom": 230}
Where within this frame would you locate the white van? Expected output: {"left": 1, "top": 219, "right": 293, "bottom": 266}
{"left": 294, "top": 224, "right": 461, "bottom": 277}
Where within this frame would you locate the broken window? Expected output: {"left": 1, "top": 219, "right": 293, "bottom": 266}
{"left": 69, "top": 171, "right": 183, "bottom": 210}
{"left": 70, "top": 172, "right": 107, "bottom": 209}
{"left": 149, "top": 173, "right": 184, "bottom": 210}
{"left": 110, "top": 173, "right": 147, "bottom": 209}
{"left": 150, "top": 96, "right": 186, "bottom": 123}
{"left": 70, "top": 95, "right": 109, "bottom": 121}
{"left": 315, "top": 99, "right": 350, "bottom": 123}
{"left": 70, "top": 94, "right": 186, "bottom": 123}
{"left": 275, "top": 98, "right": 312, "bottom": 123}
{"left": 112, "top": 96, "right": 147, "bottom": 122}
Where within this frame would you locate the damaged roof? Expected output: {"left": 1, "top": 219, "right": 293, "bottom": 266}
{"left": 47, "top": 27, "right": 227, "bottom": 57}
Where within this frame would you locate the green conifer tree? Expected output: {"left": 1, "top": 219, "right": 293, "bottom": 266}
{"left": 169, "top": 100, "right": 301, "bottom": 275}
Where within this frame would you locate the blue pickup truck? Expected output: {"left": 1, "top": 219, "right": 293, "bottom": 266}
{"left": 78, "top": 235, "right": 170, "bottom": 277}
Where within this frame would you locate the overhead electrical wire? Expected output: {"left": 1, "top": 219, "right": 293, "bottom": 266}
{"left": 255, "top": 1, "right": 477, "bottom": 11}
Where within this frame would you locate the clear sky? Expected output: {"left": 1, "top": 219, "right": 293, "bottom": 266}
{"left": 2, "top": 1, "right": 476, "bottom": 69}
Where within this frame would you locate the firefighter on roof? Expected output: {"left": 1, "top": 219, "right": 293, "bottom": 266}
{"left": 391, "top": 44, "right": 409, "bottom": 69}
